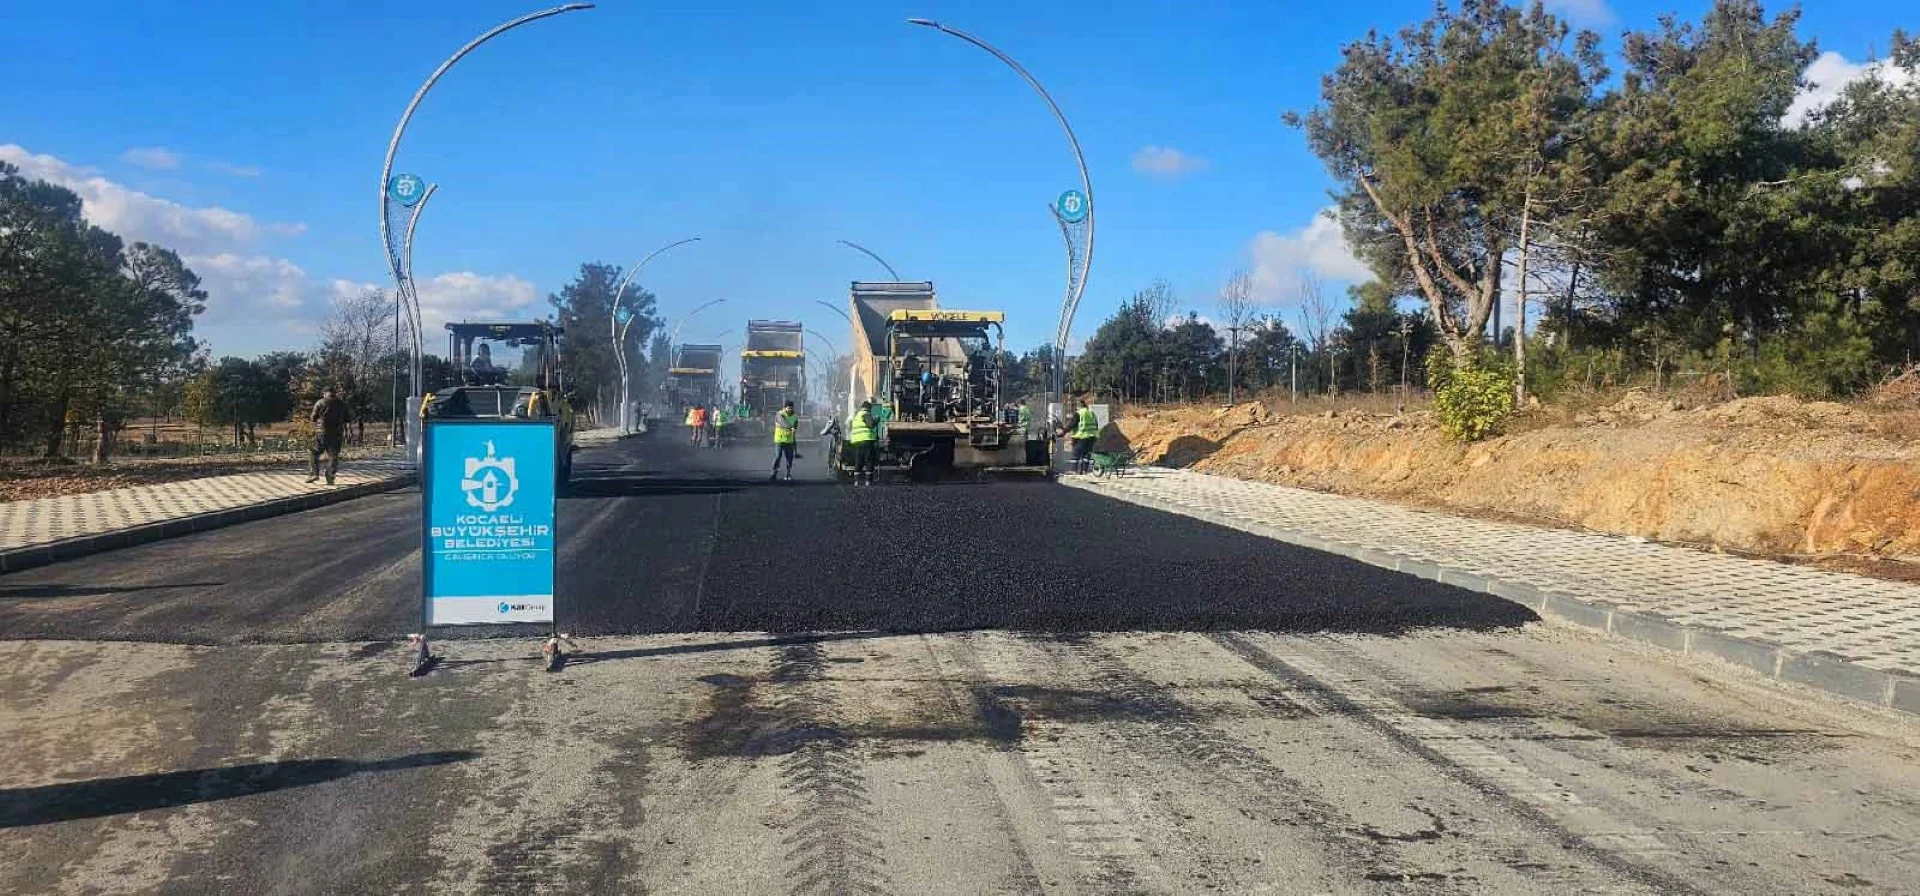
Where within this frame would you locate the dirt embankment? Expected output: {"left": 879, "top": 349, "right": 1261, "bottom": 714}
{"left": 1114, "top": 394, "right": 1920, "bottom": 563}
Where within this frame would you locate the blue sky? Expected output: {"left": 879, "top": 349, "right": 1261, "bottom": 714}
{"left": 2, "top": 0, "right": 1908, "bottom": 370}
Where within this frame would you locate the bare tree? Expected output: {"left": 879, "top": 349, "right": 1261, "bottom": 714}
{"left": 315, "top": 288, "right": 396, "bottom": 445}
{"left": 1295, "top": 271, "right": 1334, "bottom": 353}
{"left": 1218, "top": 269, "right": 1255, "bottom": 404}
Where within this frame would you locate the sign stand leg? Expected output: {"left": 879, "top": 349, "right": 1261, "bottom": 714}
{"left": 408, "top": 632, "right": 437, "bottom": 677}
{"left": 541, "top": 628, "right": 578, "bottom": 673}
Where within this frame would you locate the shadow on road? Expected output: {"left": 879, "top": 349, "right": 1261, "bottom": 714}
{"left": 0, "top": 751, "right": 476, "bottom": 829}
{"left": 568, "top": 630, "right": 887, "bottom": 666}
{"left": 431, "top": 631, "right": 889, "bottom": 671}
{"left": 0, "top": 582, "right": 223, "bottom": 600}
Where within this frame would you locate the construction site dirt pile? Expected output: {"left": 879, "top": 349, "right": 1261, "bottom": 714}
{"left": 1114, "top": 393, "right": 1920, "bottom": 562}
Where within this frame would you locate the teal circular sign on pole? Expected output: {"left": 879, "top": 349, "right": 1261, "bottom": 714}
{"left": 388, "top": 173, "right": 427, "bottom": 208}
{"left": 1056, "top": 189, "right": 1088, "bottom": 224}
{"left": 615, "top": 306, "right": 634, "bottom": 326}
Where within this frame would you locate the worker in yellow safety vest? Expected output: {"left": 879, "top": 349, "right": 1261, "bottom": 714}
{"left": 1071, "top": 397, "right": 1100, "bottom": 473}
{"left": 770, "top": 400, "right": 799, "bottom": 481}
{"left": 847, "top": 400, "right": 878, "bottom": 486}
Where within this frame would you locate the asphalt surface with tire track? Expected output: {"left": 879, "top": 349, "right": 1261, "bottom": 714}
{"left": 2, "top": 433, "right": 1917, "bottom": 894}
{"left": 0, "top": 433, "right": 1532, "bottom": 643}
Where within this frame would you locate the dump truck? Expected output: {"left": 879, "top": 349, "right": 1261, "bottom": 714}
{"left": 728, "top": 320, "right": 807, "bottom": 445}
{"left": 662, "top": 343, "right": 724, "bottom": 421}
{"left": 841, "top": 281, "right": 1044, "bottom": 478}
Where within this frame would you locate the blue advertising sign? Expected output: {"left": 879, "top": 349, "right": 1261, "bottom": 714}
{"left": 1055, "top": 189, "right": 1088, "bottom": 224}
{"left": 388, "top": 173, "right": 427, "bottom": 208}
{"left": 422, "top": 420, "right": 556, "bottom": 626}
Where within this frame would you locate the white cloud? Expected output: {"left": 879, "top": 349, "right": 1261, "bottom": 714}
{"left": 122, "top": 146, "right": 182, "bottom": 170}
{"left": 186, "top": 254, "right": 312, "bottom": 319}
{"left": 1165, "top": 313, "right": 1216, "bottom": 328}
{"left": 415, "top": 272, "right": 541, "bottom": 334}
{"left": 1, "top": 143, "right": 297, "bottom": 257}
{"left": 209, "top": 160, "right": 263, "bottom": 178}
{"left": 1544, "top": 0, "right": 1614, "bottom": 28}
{"left": 1131, "top": 145, "right": 1208, "bottom": 179}
{"left": 3, "top": 144, "right": 546, "bottom": 357}
{"left": 4, "top": 144, "right": 357, "bottom": 346}
{"left": 1247, "top": 207, "right": 1372, "bottom": 301}
{"left": 1785, "top": 51, "right": 1917, "bottom": 128}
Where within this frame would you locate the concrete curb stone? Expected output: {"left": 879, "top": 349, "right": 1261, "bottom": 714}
{"left": 0, "top": 474, "right": 414, "bottom": 575}
{"left": 1061, "top": 473, "right": 1920, "bottom": 719}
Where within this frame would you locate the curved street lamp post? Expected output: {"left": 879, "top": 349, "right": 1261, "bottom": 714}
{"left": 378, "top": 2, "right": 593, "bottom": 462}
{"left": 836, "top": 240, "right": 901, "bottom": 281}
{"left": 390, "top": 182, "right": 438, "bottom": 442}
{"left": 609, "top": 237, "right": 701, "bottom": 432}
{"left": 908, "top": 18, "right": 1094, "bottom": 462}
{"left": 814, "top": 299, "right": 851, "bottom": 325}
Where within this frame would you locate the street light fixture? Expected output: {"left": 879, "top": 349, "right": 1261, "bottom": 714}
{"left": 609, "top": 237, "right": 700, "bottom": 432}
{"left": 392, "top": 182, "right": 438, "bottom": 443}
{"left": 908, "top": 17, "right": 1095, "bottom": 465}
{"left": 378, "top": 2, "right": 594, "bottom": 402}
{"left": 377, "top": 3, "right": 592, "bottom": 468}
{"left": 836, "top": 240, "right": 901, "bottom": 280}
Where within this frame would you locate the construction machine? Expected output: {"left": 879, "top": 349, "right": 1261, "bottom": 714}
{"left": 842, "top": 281, "right": 1044, "bottom": 479}
{"left": 423, "top": 320, "right": 577, "bottom": 486}
{"left": 728, "top": 320, "right": 807, "bottom": 445}
{"left": 662, "top": 343, "right": 724, "bottom": 419}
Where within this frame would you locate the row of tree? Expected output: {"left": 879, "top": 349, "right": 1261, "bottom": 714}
{"left": 1069, "top": 277, "right": 1441, "bottom": 404}
{"left": 1290, "top": 0, "right": 1919, "bottom": 400}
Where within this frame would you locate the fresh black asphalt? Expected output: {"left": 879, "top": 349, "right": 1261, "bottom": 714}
{"left": 0, "top": 433, "right": 1535, "bottom": 644}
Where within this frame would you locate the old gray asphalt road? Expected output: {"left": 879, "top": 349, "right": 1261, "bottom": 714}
{"left": 2, "top": 437, "right": 1916, "bottom": 894}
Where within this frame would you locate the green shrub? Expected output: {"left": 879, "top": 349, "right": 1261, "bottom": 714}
{"left": 1737, "top": 313, "right": 1881, "bottom": 399}
{"left": 1428, "top": 348, "right": 1517, "bottom": 441}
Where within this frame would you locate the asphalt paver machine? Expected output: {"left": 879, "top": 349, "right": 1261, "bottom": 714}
{"left": 424, "top": 320, "right": 578, "bottom": 486}
{"left": 844, "top": 281, "right": 1043, "bottom": 479}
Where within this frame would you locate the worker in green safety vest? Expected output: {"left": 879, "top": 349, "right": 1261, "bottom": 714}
{"left": 770, "top": 400, "right": 798, "bottom": 482}
{"left": 1071, "top": 397, "right": 1100, "bottom": 473}
{"left": 847, "top": 400, "right": 878, "bottom": 486}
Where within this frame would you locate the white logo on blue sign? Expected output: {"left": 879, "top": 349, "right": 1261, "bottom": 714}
{"left": 1056, "top": 189, "right": 1088, "bottom": 224}
{"left": 461, "top": 441, "right": 519, "bottom": 512}
{"left": 388, "top": 173, "right": 426, "bottom": 208}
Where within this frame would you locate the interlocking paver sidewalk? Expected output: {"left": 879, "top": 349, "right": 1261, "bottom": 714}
{"left": 573, "top": 426, "right": 625, "bottom": 447}
{"left": 1065, "top": 467, "right": 1920, "bottom": 715}
{"left": 2, "top": 453, "right": 413, "bottom": 571}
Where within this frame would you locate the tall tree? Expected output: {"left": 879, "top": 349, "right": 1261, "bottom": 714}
{"left": 1586, "top": 0, "right": 1820, "bottom": 354}
{"left": 1159, "top": 314, "right": 1224, "bottom": 402}
{"left": 1292, "top": 0, "right": 1605, "bottom": 361}
{"left": 549, "top": 263, "right": 660, "bottom": 422}
{"left": 1073, "top": 282, "right": 1172, "bottom": 402}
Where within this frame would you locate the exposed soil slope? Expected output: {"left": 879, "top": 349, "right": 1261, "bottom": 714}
{"left": 1115, "top": 394, "right": 1920, "bottom": 562}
